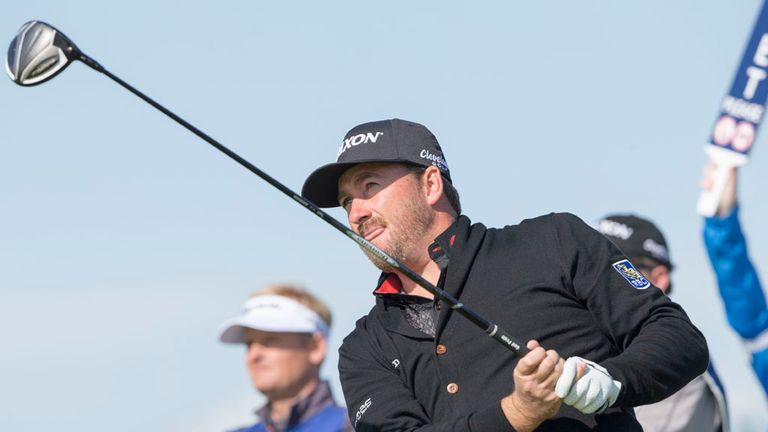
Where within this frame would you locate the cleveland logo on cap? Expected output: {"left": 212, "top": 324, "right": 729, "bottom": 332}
{"left": 420, "top": 149, "right": 449, "bottom": 172}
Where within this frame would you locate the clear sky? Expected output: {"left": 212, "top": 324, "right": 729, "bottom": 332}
{"left": 2, "top": 1, "right": 767, "bottom": 431}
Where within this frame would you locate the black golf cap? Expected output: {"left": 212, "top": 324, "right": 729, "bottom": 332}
{"left": 596, "top": 214, "right": 674, "bottom": 270}
{"left": 302, "top": 119, "right": 452, "bottom": 208}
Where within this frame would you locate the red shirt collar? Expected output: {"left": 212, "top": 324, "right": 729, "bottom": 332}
{"left": 373, "top": 221, "right": 459, "bottom": 295}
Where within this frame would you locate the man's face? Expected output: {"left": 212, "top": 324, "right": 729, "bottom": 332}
{"left": 635, "top": 262, "right": 671, "bottom": 295}
{"left": 242, "top": 329, "right": 322, "bottom": 400}
{"left": 337, "top": 163, "right": 435, "bottom": 271}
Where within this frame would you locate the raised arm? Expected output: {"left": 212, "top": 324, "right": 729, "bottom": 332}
{"left": 701, "top": 164, "right": 768, "bottom": 396}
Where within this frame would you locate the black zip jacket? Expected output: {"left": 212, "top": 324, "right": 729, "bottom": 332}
{"left": 339, "top": 213, "right": 708, "bottom": 431}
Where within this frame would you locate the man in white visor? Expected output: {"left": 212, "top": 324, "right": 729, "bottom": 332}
{"left": 219, "top": 284, "right": 353, "bottom": 432}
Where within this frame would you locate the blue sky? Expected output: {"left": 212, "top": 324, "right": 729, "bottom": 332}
{"left": 2, "top": 1, "right": 767, "bottom": 431}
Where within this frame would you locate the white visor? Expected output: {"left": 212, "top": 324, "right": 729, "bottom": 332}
{"left": 219, "top": 295, "right": 329, "bottom": 343}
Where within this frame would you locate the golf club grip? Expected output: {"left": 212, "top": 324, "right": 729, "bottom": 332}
{"left": 451, "top": 298, "right": 531, "bottom": 356}
{"left": 82, "top": 55, "right": 530, "bottom": 358}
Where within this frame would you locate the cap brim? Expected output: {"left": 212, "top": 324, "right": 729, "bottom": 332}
{"left": 301, "top": 161, "right": 361, "bottom": 208}
{"left": 218, "top": 315, "right": 326, "bottom": 343}
{"left": 218, "top": 316, "right": 303, "bottom": 343}
{"left": 302, "top": 158, "right": 423, "bottom": 208}
{"left": 219, "top": 324, "right": 248, "bottom": 343}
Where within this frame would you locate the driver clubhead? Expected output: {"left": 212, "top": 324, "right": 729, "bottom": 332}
{"left": 6, "top": 20, "right": 80, "bottom": 86}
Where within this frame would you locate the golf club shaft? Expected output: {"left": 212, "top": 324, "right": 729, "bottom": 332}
{"left": 77, "top": 52, "right": 529, "bottom": 357}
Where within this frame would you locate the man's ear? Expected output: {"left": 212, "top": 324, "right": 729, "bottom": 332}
{"left": 309, "top": 333, "right": 327, "bottom": 366}
{"left": 648, "top": 265, "right": 671, "bottom": 295}
{"left": 422, "top": 166, "right": 444, "bottom": 206}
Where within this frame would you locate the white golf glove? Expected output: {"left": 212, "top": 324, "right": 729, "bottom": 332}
{"left": 555, "top": 356, "right": 622, "bottom": 415}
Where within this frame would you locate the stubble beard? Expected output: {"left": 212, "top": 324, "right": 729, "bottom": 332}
{"left": 359, "top": 194, "right": 435, "bottom": 273}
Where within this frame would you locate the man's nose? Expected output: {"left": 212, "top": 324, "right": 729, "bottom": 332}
{"left": 246, "top": 342, "right": 264, "bottom": 360}
{"left": 348, "top": 197, "right": 372, "bottom": 227}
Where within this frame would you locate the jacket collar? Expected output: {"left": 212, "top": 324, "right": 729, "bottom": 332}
{"left": 370, "top": 215, "right": 488, "bottom": 339}
{"left": 432, "top": 215, "right": 487, "bottom": 337}
{"left": 374, "top": 273, "right": 434, "bottom": 339}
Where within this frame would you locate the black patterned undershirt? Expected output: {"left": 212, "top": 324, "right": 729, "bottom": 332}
{"left": 376, "top": 237, "right": 451, "bottom": 338}
{"left": 402, "top": 297, "right": 439, "bottom": 337}
{"left": 395, "top": 244, "right": 449, "bottom": 337}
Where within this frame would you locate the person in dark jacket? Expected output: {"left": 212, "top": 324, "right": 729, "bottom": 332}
{"left": 597, "top": 214, "right": 729, "bottom": 432}
{"left": 219, "top": 284, "right": 353, "bottom": 432}
{"left": 301, "top": 118, "right": 709, "bottom": 431}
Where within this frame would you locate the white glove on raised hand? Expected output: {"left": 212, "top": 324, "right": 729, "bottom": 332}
{"left": 554, "top": 356, "right": 622, "bottom": 415}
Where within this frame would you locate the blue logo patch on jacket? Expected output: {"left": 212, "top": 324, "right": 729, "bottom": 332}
{"left": 612, "top": 259, "right": 651, "bottom": 289}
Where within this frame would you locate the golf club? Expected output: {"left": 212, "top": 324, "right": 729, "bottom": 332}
{"left": 6, "top": 20, "right": 529, "bottom": 357}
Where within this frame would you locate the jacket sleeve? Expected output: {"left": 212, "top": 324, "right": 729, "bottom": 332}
{"left": 550, "top": 213, "right": 709, "bottom": 407}
{"left": 338, "top": 319, "right": 515, "bottom": 432}
{"left": 703, "top": 205, "right": 768, "bottom": 397}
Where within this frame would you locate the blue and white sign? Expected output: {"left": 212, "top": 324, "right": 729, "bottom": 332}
{"left": 708, "top": 0, "right": 768, "bottom": 158}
